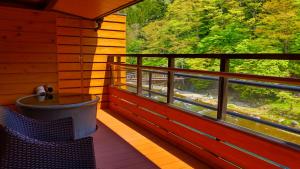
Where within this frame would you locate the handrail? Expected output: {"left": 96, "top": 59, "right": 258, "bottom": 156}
{"left": 109, "top": 54, "right": 300, "bottom": 144}
{"left": 109, "top": 53, "right": 300, "bottom": 60}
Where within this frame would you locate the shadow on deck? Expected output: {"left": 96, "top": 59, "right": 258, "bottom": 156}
{"left": 92, "top": 110, "right": 212, "bottom": 169}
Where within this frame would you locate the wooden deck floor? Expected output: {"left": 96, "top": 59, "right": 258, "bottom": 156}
{"left": 92, "top": 109, "right": 212, "bottom": 169}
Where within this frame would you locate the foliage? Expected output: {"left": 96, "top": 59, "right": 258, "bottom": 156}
{"left": 123, "top": 0, "right": 300, "bottom": 129}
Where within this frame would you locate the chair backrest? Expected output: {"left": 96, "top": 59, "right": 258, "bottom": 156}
{"left": 0, "top": 106, "right": 31, "bottom": 137}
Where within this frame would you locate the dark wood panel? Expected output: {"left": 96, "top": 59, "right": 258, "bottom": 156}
{"left": 0, "top": 31, "right": 56, "bottom": 43}
{"left": 0, "top": 53, "right": 56, "bottom": 63}
{"left": 0, "top": 83, "right": 57, "bottom": 95}
{"left": 0, "top": 42, "right": 56, "bottom": 53}
{"left": 0, "top": 6, "right": 56, "bottom": 22}
{"left": 0, "top": 73, "right": 58, "bottom": 84}
{"left": 0, "top": 63, "right": 57, "bottom": 73}
{"left": 57, "top": 54, "right": 81, "bottom": 62}
{"left": 0, "top": 19, "right": 56, "bottom": 33}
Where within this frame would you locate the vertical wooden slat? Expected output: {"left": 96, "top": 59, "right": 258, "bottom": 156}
{"left": 137, "top": 56, "right": 143, "bottom": 95}
{"left": 167, "top": 57, "right": 175, "bottom": 104}
{"left": 217, "top": 57, "right": 229, "bottom": 120}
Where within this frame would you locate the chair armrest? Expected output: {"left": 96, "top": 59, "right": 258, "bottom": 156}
{"left": 0, "top": 127, "right": 96, "bottom": 169}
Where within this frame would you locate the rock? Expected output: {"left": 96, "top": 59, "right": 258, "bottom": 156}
{"left": 291, "top": 120, "right": 299, "bottom": 127}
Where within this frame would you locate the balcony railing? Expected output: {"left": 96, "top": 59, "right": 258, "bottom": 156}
{"left": 107, "top": 54, "right": 300, "bottom": 169}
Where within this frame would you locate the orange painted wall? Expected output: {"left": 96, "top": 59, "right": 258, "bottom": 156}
{"left": 0, "top": 6, "right": 126, "bottom": 106}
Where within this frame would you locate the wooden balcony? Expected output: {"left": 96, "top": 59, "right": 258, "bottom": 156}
{"left": 0, "top": 2, "right": 299, "bottom": 169}
{"left": 94, "top": 109, "right": 211, "bottom": 169}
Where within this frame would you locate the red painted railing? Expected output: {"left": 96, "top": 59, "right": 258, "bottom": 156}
{"left": 109, "top": 87, "right": 300, "bottom": 169}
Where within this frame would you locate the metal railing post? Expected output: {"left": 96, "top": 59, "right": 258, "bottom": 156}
{"left": 167, "top": 57, "right": 175, "bottom": 104}
{"left": 137, "top": 56, "right": 143, "bottom": 95}
{"left": 149, "top": 71, "right": 152, "bottom": 97}
{"left": 217, "top": 57, "right": 229, "bottom": 120}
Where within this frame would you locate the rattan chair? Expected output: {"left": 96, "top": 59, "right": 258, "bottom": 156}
{"left": 0, "top": 126, "right": 96, "bottom": 169}
{"left": 0, "top": 106, "right": 96, "bottom": 169}
{"left": 0, "top": 106, "right": 74, "bottom": 142}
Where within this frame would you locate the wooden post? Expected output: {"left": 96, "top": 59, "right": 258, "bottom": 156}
{"left": 217, "top": 57, "right": 229, "bottom": 120}
{"left": 108, "top": 55, "right": 115, "bottom": 87}
{"left": 167, "top": 57, "right": 175, "bottom": 104}
{"left": 137, "top": 56, "right": 143, "bottom": 95}
{"left": 116, "top": 56, "right": 121, "bottom": 87}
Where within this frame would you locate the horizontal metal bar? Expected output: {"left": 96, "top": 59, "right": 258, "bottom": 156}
{"left": 174, "top": 73, "right": 300, "bottom": 92}
{"left": 128, "top": 67, "right": 300, "bottom": 92}
{"left": 111, "top": 63, "right": 300, "bottom": 86}
{"left": 108, "top": 54, "right": 300, "bottom": 60}
{"left": 120, "top": 83, "right": 300, "bottom": 135}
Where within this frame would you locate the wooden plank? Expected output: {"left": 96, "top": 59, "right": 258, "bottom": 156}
{"left": 59, "top": 71, "right": 82, "bottom": 79}
{"left": 82, "top": 71, "right": 111, "bottom": 79}
{"left": 0, "top": 42, "right": 56, "bottom": 53}
{"left": 81, "top": 29, "right": 125, "bottom": 39}
{"left": 82, "top": 55, "right": 109, "bottom": 63}
{"left": 59, "top": 88, "right": 82, "bottom": 94}
{"left": 0, "top": 6, "right": 56, "bottom": 22}
{"left": 104, "top": 15, "right": 126, "bottom": 23}
{"left": 57, "top": 45, "right": 81, "bottom": 54}
{"left": 57, "top": 37, "right": 126, "bottom": 47}
{"left": 56, "top": 27, "right": 80, "bottom": 36}
{"left": 0, "top": 19, "right": 56, "bottom": 33}
{"left": 83, "top": 87, "right": 108, "bottom": 94}
{"left": 83, "top": 63, "right": 108, "bottom": 71}
{"left": 82, "top": 46, "right": 125, "bottom": 54}
{"left": 83, "top": 79, "right": 110, "bottom": 87}
{"left": 0, "top": 63, "right": 57, "bottom": 73}
{"left": 58, "top": 63, "right": 81, "bottom": 71}
{"left": 57, "top": 54, "right": 81, "bottom": 62}
{"left": 59, "top": 80, "right": 81, "bottom": 88}
{"left": 56, "top": 18, "right": 81, "bottom": 27}
{"left": 81, "top": 38, "right": 126, "bottom": 47}
{"left": 0, "top": 73, "right": 57, "bottom": 84}
{"left": 0, "top": 53, "right": 56, "bottom": 63}
{"left": 57, "top": 36, "right": 80, "bottom": 45}
{"left": 0, "top": 83, "right": 57, "bottom": 95}
{"left": 110, "top": 87, "right": 300, "bottom": 169}
{"left": 81, "top": 20, "right": 126, "bottom": 30}
{"left": 0, "top": 31, "right": 56, "bottom": 43}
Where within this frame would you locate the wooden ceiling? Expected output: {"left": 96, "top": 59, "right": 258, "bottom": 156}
{"left": 0, "top": 0, "right": 142, "bottom": 19}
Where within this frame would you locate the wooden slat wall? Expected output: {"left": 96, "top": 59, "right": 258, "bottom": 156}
{"left": 0, "top": 7, "right": 57, "bottom": 105}
{"left": 0, "top": 6, "right": 126, "bottom": 106}
{"left": 56, "top": 13, "right": 126, "bottom": 108}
